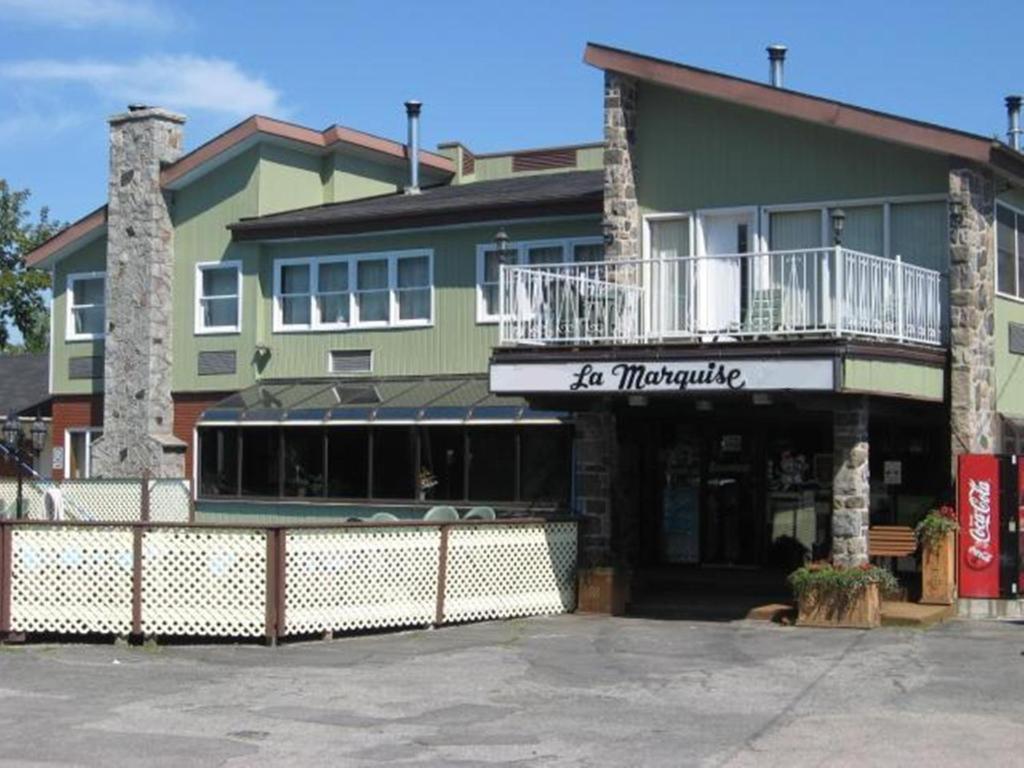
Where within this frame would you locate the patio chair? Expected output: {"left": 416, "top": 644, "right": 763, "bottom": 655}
{"left": 423, "top": 505, "right": 459, "bottom": 522}
{"left": 368, "top": 511, "right": 399, "bottom": 522}
{"left": 463, "top": 506, "right": 496, "bottom": 520}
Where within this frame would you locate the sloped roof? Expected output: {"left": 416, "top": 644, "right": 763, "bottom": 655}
{"left": 0, "top": 354, "right": 51, "bottom": 417}
{"left": 230, "top": 169, "right": 604, "bottom": 241}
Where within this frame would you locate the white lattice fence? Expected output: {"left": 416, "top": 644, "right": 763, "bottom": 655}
{"left": 284, "top": 527, "right": 440, "bottom": 635}
{"left": 149, "top": 479, "right": 191, "bottom": 523}
{"left": 141, "top": 528, "right": 267, "bottom": 637}
{"left": 59, "top": 480, "right": 143, "bottom": 522}
{"left": 8, "top": 526, "right": 133, "bottom": 634}
{"left": 0, "top": 480, "right": 47, "bottom": 519}
{"left": 442, "top": 523, "right": 577, "bottom": 624}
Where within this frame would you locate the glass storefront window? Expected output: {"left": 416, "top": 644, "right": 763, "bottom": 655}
{"left": 418, "top": 426, "right": 464, "bottom": 501}
{"left": 240, "top": 427, "right": 280, "bottom": 497}
{"left": 326, "top": 427, "right": 369, "bottom": 498}
{"left": 199, "top": 427, "right": 238, "bottom": 495}
{"left": 468, "top": 428, "right": 516, "bottom": 501}
{"left": 520, "top": 427, "right": 572, "bottom": 502}
{"left": 283, "top": 429, "right": 325, "bottom": 497}
{"left": 372, "top": 427, "right": 415, "bottom": 499}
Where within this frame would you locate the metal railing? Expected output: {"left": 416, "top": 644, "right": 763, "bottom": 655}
{"left": 499, "top": 247, "right": 944, "bottom": 347}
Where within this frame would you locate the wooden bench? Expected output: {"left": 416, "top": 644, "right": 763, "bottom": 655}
{"left": 868, "top": 526, "right": 918, "bottom": 559}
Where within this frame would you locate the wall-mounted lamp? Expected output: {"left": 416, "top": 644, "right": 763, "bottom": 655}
{"left": 949, "top": 197, "right": 965, "bottom": 228}
{"left": 830, "top": 208, "right": 846, "bottom": 246}
{"left": 493, "top": 227, "right": 510, "bottom": 253}
{"left": 602, "top": 220, "right": 615, "bottom": 247}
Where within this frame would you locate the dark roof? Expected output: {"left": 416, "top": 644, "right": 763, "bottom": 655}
{"left": 0, "top": 354, "right": 51, "bottom": 416}
{"left": 230, "top": 170, "right": 603, "bottom": 241}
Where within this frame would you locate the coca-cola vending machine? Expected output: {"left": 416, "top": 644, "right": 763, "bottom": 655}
{"left": 957, "top": 454, "right": 1021, "bottom": 599}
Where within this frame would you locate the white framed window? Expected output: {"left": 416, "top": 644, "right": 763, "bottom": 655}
{"left": 997, "top": 202, "right": 1024, "bottom": 300}
{"left": 475, "top": 236, "right": 603, "bottom": 323}
{"left": 65, "top": 428, "right": 102, "bottom": 479}
{"left": 195, "top": 261, "right": 242, "bottom": 334}
{"left": 273, "top": 250, "right": 433, "bottom": 332}
{"left": 66, "top": 271, "right": 106, "bottom": 341}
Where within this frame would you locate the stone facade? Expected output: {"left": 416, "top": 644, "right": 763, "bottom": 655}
{"left": 91, "top": 107, "right": 187, "bottom": 478}
{"left": 832, "top": 398, "right": 870, "bottom": 567}
{"left": 574, "top": 409, "right": 617, "bottom": 565}
{"left": 948, "top": 165, "right": 998, "bottom": 467}
{"left": 603, "top": 72, "right": 639, "bottom": 261}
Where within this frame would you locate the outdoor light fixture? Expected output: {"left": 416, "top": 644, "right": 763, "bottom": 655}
{"left": 493, "top": 227, "right": 510, "bottom": 253}
{"left": 949, "top": 197, "right": 964, "bottom": 228}
{"left": 0, "top": 410, "right": 45, "bottom": 520}
{"left": 831, "top": 208, "right": 846, "bottom": 246}
{"left": 602, "top": 220, "right": 615, "bottom": 247}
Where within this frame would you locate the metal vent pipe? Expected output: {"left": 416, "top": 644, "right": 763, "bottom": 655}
{"left": 404, "top": 100, "right": 422, "bottom": 194}
{"left": 767, "top": 44, "right": 787, "bottom": 88}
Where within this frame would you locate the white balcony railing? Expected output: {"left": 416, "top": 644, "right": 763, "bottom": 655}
{"left": 499, "top": 247, "right": 944, "bottom": 347}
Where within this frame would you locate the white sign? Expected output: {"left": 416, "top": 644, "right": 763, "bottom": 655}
{"left": 490, "top": 358, "right": 835, "bottom": 394}
{"left": 51, "top": 446, "right": 64, "bottom": 471}
{"left": 884, "top": 460, "right": 902, "bottom": 486}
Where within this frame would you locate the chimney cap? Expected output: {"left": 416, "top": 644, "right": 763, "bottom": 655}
{"left": 766, "top": 44, "right": 788, "bottom": 60}
{"left": 404, "top": 100, "right": 422, "bottom": 116}
{"left": 1007, "top": 95, "right": 1023, "bottom": 110}
{"left": 127, "top": 103, "right": 152, "bottom": 112}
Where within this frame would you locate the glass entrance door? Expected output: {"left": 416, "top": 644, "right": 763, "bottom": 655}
{"left": 702, "top": 430, "right": 761, "bottom": 566}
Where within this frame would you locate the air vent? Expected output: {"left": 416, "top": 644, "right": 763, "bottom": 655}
{"left": 197, "top": 350, "right": 237, "bottom": 376}
{"left": 462, "top": 148, "right": 475, "bottom": 176}
{"left": 1009, "top": 322, "right": 1024, "bottom": 355}
{"left": 329, "top": 349, "right": 373, "bottom": 374}
{"left": 68, "top": 355, "right": 103, "bottom": 379}
{"left": 512, "top": 147, "right": 576, "bottom": 173}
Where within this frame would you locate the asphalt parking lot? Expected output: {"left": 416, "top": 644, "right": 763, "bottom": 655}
{"left": 1, "top": 615, "right": 1022, "bottom": 767}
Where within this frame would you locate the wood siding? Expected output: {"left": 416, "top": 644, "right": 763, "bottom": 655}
{"left": 51, "top": 395, "right": 103, "bottom": 481}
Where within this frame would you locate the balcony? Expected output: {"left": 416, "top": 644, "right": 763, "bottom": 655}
{"left": 498, "top": 247, "right": 944, "bottom": 347}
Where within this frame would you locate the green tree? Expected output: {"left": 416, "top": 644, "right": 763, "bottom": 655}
{"left": 0, "top": 180, "right": 64, "bottom": 353}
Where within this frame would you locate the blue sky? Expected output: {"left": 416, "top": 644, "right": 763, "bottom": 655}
{"left": 0, "top": 0, "right": 1021, "bottom": 226}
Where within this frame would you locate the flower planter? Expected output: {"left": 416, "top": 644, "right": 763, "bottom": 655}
{"left": 921, "top": 530, "right": 956, "bottom": 605}
{"left": 796, "top": 582, "right": 881, "bottom": 629}
{"left": 577, "top": 567, "right": 628, "bottom": 615}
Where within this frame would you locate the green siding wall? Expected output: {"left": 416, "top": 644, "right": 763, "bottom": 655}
{"left": 253, "top": 218, "right": 600, "bottom": 382}
{"left": 843, "top": 359, "right": 944, "bottom": 401}
{"left": 257, "top": 144, "right": 324, "bottom": 215}
{"left": 636, "top": 84, "right": 949, "bottom": 213}
{"left": 51, "top": 236, "right": 107, "bottom": 395}
{"left": 996, "top": 296, "right": 1024, "bottom": 418}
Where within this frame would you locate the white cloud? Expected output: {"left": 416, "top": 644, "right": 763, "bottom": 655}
{"left": 0, "top": 0, "right": 176, "bottom": 30}
{"left": 0, "top": 56, "right": 282, "bottom": 117}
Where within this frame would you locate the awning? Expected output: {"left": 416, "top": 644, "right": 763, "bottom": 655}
{"left": 198, "top": 375, "right": 570, "bottom": 426}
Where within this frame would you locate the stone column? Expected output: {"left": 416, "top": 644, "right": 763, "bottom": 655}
{"left": 832, "top": 397, "right": 870, "bottom": 567}
{"left": 91, "top": 107, "right": 188, "bottom": 478}
{"left": 948, "top": 165, "right": 997, "bottom": 470}
{"left": 603, "top": 72, "right": 639, "bottom": 261}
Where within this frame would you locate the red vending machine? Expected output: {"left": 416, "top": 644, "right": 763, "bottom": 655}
{"left": 957, "top": 454, "right": 1021, "bottom": 599}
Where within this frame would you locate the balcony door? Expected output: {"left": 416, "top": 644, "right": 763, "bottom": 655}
{"left": 695, "top": 209, "right": 757, "bottom": 333}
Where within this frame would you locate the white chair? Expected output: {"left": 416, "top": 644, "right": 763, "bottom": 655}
{"left": 464, "top": 506, "right": 496, "bottom": 520}
{"left": 423, "top": 506, "right": 459, "bottom": 522}
{"left": 369, "top": 511, "right": 399, "bottom": 522}
{"left": 43, "top": 488, "right": 64, "bottom": 521}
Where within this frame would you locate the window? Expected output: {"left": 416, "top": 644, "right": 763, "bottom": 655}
{"left": 326, "top": 427, "right": 369, "bottom": 497}
{"left": 198, "top": 427, "right": 238, "bottom": 495}
{"left": 66, "top": 272, "right": 105, "bottom": 341}
{"left": 66, "top": 428, "right": 102, "bottom": 479}
{"left": 274, "top": 250, "right": 433, "bottom": 331}
{"left": 283, "top": 429, "right": 325, "bottom": 497}
{"left": 475, "top": 237, "right": 603, "bottom": 322}
{"left": 997, "top": 204, "right": 1024, "bottom": 299}
{"left": 240, "top": 427, "right": 280, "bottom": 497}
{"left": 372, "top": 427, "right": 415, "bottom": 499}
{"left": 195, "top": 262, "right": 241, "bottom": 334}
{"left": 418, "top": 426, "right": 464, "bottom": 501}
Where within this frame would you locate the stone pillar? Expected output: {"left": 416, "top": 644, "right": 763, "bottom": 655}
{"left": 832, "top": 397, "right": 870, "bottom": 567}
{"left": 91, "top": 107, "right": 188, "bottom": 478}
{"left": 603, "top": 72, "right": 639, "bottom": 261}
{"left": 948, "top": 165, "right": 997, "bottom": 469}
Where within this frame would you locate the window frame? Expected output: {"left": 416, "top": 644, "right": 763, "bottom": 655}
{"left": 65, "top": 271, "right": 106, "bottom": 342}
{"left": 64, "top": 427, "right": 102, "bottom": 479}
{"left": 475, "top": 236, "right": 603, "bottom": 324}
{"left": 194, "top": 261, "right": 242, "bottom": 335}
{"left": 996, "top": 201, "right": 1024, "bottom": 302}
{"left": 273, "top": 250, "right": 434, "bottom": 332}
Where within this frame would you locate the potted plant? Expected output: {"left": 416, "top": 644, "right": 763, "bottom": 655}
{"left": 576, "top": 554, "right": 629, "bottom": 616}
{"left": 788, "top": 562, "right": 899, "bottom": 629}
{"left": 915, "top": 505, "right": 958, "bottom": 605}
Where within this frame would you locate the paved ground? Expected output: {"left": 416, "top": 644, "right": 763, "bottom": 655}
{"left": 1, "top": 616, "right": 1023, "bottom": 767}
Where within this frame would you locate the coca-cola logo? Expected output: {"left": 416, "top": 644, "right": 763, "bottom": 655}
{"left": 966, "top": 478, "right": 995, "bottom": 571}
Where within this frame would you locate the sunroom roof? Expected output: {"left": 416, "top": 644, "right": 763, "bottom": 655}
{"left": 198, "top": 375, "right": 568, "bottom": 426}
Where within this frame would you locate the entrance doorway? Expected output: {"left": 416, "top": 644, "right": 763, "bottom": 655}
{"left": 695, "top": 208, "right": 757, "bottom": 332}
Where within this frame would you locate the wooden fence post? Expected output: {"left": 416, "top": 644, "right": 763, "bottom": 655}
{"left": 140, "top": 471, "right": 151, "bottom": 523}
{"left": 265, "top": 529, "right": 286, "bottom": 645}
{"left": 0, "top": 523, "right": 10, "bottom": 635}
{"left": 132, "top": 527, "right": 143, "bottom": 636}
{"left": 434, "top": 525, "right": 450, "bottom": 627}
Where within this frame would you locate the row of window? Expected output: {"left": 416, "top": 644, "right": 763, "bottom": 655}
{"left": 198, "top": 425, "right": 573, "bottom": 504}
{"left": 64, "top": 237, "right": 601, "bottom": 340}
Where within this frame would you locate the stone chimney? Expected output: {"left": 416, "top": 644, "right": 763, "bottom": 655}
{"left": 90, "top": 106, "right": 188, "bottom": 478}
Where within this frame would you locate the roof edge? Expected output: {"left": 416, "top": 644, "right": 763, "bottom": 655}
{"left": 582, "top": 42, "right": 996, "bottom": 165}
{"left": 25, "top": 206, "right": 107, "bottom": 269}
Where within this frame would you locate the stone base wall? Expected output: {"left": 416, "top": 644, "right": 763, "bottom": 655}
{"left": 574, "top": 409, "right": 617, "bottom": 566}
{"left": 603, "top": 72, "right": 639, "bottom": 262}
{"left": 832, "top": 398, "right": 870, "bottom": 567}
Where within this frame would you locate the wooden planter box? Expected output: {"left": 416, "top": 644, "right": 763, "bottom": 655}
{"left": 796, "top": 582, "right": 881, "bottom": 629}
{"left": 577, "top": 567, "right": 628, "bottom": 615}
{"left": 921, "top": 531, "right": 956, "bottom": 606}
